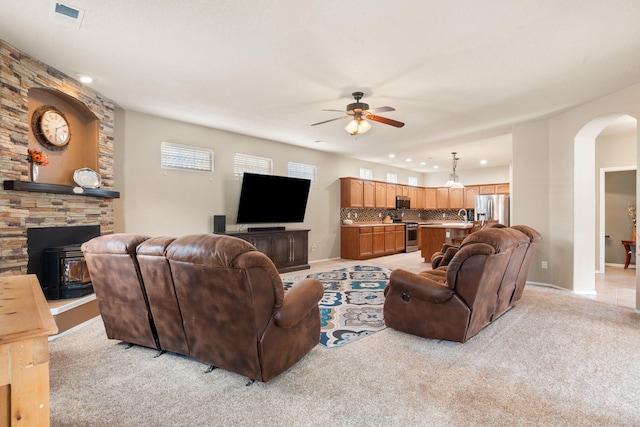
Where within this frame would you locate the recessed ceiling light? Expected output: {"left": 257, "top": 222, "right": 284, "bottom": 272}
{"left": 480, "top": 160, "right": 487, "bottom": 165}
{"left": 420, "top": 162, "right": 426, "bottom": 166}
{"left": 433, "top": 165, "right": 439, "bottom": 169}
{"left": 405, "top": 158, "right": 412, "bottom": 162}
{"left": 388, "top": 154, "right": 396, "bottom": 158}
{"left": 75, "top": 74, "right": 93, "bottom": 84}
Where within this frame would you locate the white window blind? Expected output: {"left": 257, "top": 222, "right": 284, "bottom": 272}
{"left": 234, "top": 153, "right": 272, "bottom": 175}
{"left": 408, "top": 176, "right": 418, "bottom": 186}
{"left": 360, "top": 168, "right": 373, "bottom": 180}
{"left": 161, "top": 142, "right": 213, "bottom": 172}
{"left": 288, "top": 162, "right": 316, "bottom": 182}
{"left": 386, "top": 172, "right": 398, "bottom": 183}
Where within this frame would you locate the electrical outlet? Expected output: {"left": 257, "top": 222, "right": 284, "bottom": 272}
{"left": 311, "top": 244, "right": 317, "bottom": 252}
{"left": 379, "top": 213, "right": 382, "bottom": 217}
{"left": 347, "top": 212, "right": 351, "bottom": 218}
{"left": 442, "top": 213, "right": 446, "bottom": 218}
{"left": 354, "top": 213, "right": 357, "bottom": 218}
{"left": 541, "top": 261, "right": 548, "bottom": 269}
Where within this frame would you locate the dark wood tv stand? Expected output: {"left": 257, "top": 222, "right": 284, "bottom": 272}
{"left": 221, "top": 229, "right": 310, "bottom": 273}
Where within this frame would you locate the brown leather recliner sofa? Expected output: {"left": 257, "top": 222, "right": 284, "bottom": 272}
{"left": 82, "top": 233, "right": 324, "bottom": 382}
{"left": 383, "top": 225, "right": 541, "bottom": 343}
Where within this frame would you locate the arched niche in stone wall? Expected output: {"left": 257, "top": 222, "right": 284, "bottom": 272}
{"left": 27, "top": 87, "right": 100, "bottom": 186}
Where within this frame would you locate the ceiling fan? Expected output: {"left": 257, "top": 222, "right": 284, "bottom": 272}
{"left": 311, "top": 92, "right": 405, "bottom": 135}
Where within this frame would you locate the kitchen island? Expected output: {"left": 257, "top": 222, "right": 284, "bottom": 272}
{"left": 419, "top": 222, "right": 473, "bottom": 263}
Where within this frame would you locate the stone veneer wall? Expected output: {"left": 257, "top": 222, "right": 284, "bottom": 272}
{"left": 0, "top": 40, "right": 116, "bottom": 276}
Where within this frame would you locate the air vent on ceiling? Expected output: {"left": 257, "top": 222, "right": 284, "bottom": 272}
{"left": 49, "top": 1, "right": 85, "bottom": 29}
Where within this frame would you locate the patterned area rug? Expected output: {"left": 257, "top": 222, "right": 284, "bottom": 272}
{"left": 282, "top": 265, "right": 391, "bottom": 348}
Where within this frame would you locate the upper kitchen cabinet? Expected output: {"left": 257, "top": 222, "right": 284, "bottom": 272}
{"left": 385, "top": 183, "right": 397, "bottom": 208}
{"left": 436, "top": 187, "right": 449, "bottom": 209}
{"left": 424, "top": 188, "right": 437, "bottom": 209}
{"left": 496, "top": 183, "right": 510, "bottom": 194}
{"left": 448, "top": 187, "right": 464, "bottom": 209}
{"left": 363, "top": 180, "right": 376, "bottom": 208}
{"left": 408, "top": 186, "right": 418, "bottom": 208}
{"left": 340, "top": 177, "right": 364, "bottom": 208}
{"left": 464, "top": 186, "right": 479, "bottom": 209}
{"left": 375, "top": 182, "right": 387, "bottom": 208}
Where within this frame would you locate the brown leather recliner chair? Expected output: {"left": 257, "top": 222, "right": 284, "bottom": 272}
{"left": 136, "top": 236, "right": 189, "bottom": 356}
{"left": 384, "top": 227, "right": 525, "bottom": 343}
{"left": 82, "top": 234, "right": 158, "bottom": 349}
{"left": 510, "top": 225, "right": 542, "bottom": 303}
{"left": 165, "top": 234, "right": 324, "bottom": 382}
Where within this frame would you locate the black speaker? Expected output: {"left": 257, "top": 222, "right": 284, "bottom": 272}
{"left": 213, "top": 215, "right": 226, "bottom": 233}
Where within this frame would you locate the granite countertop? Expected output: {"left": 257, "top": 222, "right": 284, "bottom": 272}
{"left": 419, "top": 222, "right": 473, "bottom": 229}
{"left": 340, "top": 221, "right": 405, "bottom": 227}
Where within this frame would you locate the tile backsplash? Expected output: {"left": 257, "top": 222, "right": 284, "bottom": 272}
{"left": 340, "top": 208, "right": 474, "bottom": 223}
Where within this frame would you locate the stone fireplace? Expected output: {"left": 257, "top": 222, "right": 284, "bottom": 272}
{"left": 0, "top": 40, "right": 118, "bottom": 277}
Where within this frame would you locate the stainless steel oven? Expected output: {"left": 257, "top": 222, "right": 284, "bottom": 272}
{"left": 404, "top": 222, "right": 419, "bottom": 252}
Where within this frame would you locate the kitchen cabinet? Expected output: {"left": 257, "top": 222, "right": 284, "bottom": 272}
{"left": 339, "top": 177, "right": 508, "bottom": 210}
{"left": 424, "top": 188, "right": 437, "bottom": 209}
{"left": 363, "top": 180, "right": 376, "bottom": 208}
{"left": 436, "top": 187, "right": 449, "bottom": 208}
{"left": 386, "top": 183, "right": 397, "bottom": 208}
{"left": 372, "top": 226, "right": 385, "bottom": 254}
{"left": 464, "top": 186, "right": 479, "bottom": 209}
{"left": 227, "top": 229, "right": 310, "bottom": 273}
{"left": 341, "top": 224, "right": 405, "bottom": 259}
{"left": 340, "top": 178, "right": 363, "bottom": 208}
{"left": 479, "top": 185, "right": 496, "bottom": 194}
{"left": 420, "top": 227, "right": 446, "bottom": 262}
{"left": 448, "top": 187, "right": 464, "bottom": 209}
{"left": 420, "top": 226, "right": 472, "bottom": 263}
{"left": 496, "top": 183, "right": 510, "bottom": 194}
{"left": 408, "top": 186, "right": 418, "bottom": 208}
{"left": 375, "top": 182, "right": 387, "bottom": 208}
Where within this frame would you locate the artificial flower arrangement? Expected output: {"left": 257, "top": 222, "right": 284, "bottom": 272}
{"left": 628, "top": 203, "right": 636, "bottom": 226}
{"left": 27, "top": 149, "right": 49, "bottom": 166}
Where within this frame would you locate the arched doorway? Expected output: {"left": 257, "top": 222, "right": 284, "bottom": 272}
{"left": 574, "top": 114, "right": 639, "bottom": 310}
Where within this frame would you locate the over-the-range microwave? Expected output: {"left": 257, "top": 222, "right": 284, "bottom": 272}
{"left": 396, "top": 196, "right": 411, "bottom": 210}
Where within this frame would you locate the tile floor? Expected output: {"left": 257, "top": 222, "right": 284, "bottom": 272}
{"left": 282, "top": 251, "right": 638, "bottom": 311}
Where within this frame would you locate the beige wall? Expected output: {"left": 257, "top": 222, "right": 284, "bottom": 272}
{"left": 513, "top": 82, "right": 640, "bottom": 309}
{"left": 113, "top": 109, "right": 418, "bottom": 261}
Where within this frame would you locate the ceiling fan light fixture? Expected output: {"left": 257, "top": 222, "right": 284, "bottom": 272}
{"left": 345, "top": 118, "right": 371, "bottom": 135}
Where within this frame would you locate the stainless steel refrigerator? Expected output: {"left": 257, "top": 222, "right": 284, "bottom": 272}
{"left": 474, "top": 194, "right": 510, "bottom": 226}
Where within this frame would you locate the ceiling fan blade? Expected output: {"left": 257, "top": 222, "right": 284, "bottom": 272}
{"left": 367, "top": 106, "right": 395, "bottom": 114}
{"left": 310, "top": 116, "right": 348, "bottom": 126}
{"left": 366, "top": 114, "right": 405, "bottom": 128}
{"left": 322, "top": 109, "right": 348, "bottom": 112}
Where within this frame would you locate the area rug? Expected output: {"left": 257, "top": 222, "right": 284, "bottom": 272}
{"left": 282, "top": 265, "right": 391, "bottom": 348}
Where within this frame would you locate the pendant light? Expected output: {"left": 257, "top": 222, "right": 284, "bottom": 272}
{"left": 444, "top": 152, "right": 464, "bottom": 188}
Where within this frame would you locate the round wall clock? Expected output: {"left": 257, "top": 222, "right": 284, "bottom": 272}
{"left": 31, "top": 105, "right": 71, "bottom": 150}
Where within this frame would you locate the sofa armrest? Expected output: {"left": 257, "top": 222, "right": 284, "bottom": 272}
{"left": 274, "top": 278, "right": 324, "bottom": 328}
{"left": 385, "top": 269, "right": 455, "bottom": 304}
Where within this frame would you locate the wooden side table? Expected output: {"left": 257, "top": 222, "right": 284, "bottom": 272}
{"left": 0, "top": 275, "right": 58, "bottom": 427}
{"left": 621, "top": 240, "right": 636, "bottom": 269}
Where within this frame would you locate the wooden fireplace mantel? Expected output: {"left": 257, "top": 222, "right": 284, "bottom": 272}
{"left": 3, "top": 180, "right": 120, "bottom": 199}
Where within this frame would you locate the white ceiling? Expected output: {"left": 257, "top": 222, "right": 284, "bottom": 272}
{"left": 2, "top": 0, "right": 640, "bottom": 173}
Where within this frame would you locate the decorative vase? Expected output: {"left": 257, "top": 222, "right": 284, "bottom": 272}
{"left": 29, "top": 163, "right": 39, "bottom": 182}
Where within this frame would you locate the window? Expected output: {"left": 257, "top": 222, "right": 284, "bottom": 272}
{"left": 360, "top": 168, "right": 373, "bottom": 180}
{"left": 288, "top": 162, "right": 317, "bottom": 182}
{"left": 161, "top": 142, "right": 213, "bottom": 172}
{"left": 386, "top": 173, "right": 398, "bottom": 183}
{"left": 234, "top": 153, "right": 272, "bottom": 175}
{"left": 408, "top": 176, "right": 418, "bottom": 187}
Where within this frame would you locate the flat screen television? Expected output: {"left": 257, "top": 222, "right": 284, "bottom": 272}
{"left": 236, "top": 173, "right": 311, "bottom": 225}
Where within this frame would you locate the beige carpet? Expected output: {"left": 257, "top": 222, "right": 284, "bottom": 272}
{"left": 49, "top": 285, "right": 640, "bottom": 426}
